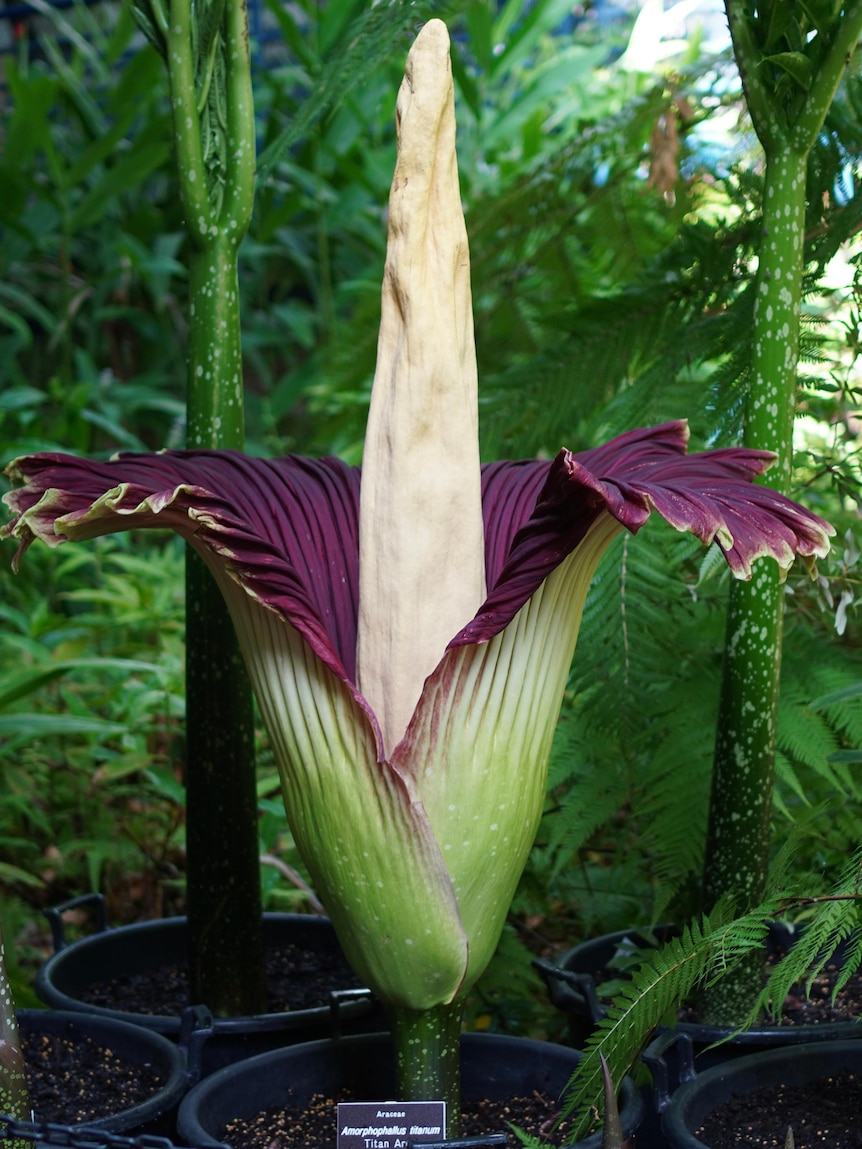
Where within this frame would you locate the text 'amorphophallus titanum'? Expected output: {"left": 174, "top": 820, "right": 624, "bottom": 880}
{"left": 1, "top": 18, "right": 833, "bottom": 1130}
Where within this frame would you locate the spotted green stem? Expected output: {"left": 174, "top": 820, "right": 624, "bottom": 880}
{"left": 387, "top": 1002, "right": 464, "bottom": 1138}
{"left": 0, "top": 927, "right": 28, "bottom": 1145}
{"left": 164, "top": 0, "right": 264, "bottom": 1015}
{"left": 701, "top": 0, "right": 862, "bottom": 1024}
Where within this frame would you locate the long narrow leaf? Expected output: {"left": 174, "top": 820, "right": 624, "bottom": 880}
{"left": 0, "top": 714, "right": 127, "bottom": 738}
{"left": 0, "top": 658, "right": 168, "bottom": 709}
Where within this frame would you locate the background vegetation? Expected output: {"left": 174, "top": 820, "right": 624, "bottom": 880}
{"left": 0, "top": 0, "right": 859, "bottom": 1032}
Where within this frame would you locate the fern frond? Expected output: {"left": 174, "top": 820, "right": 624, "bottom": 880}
{"left": 754, "top": 845, "right": 862, "bottom": 1019}
{"left": 544, "top": 760, "right": 630, "bottom": 872}
{"left": 561, "top": 900, "right": 779, "bottom": 1141}
{"left": 257, "top": 0, "right": 444, "bottom": 181}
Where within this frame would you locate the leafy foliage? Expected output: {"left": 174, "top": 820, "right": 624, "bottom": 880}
{"left": 0, "top": 0, "right": 859, "bottom": 1058}
{"left": 754, "top": 845, "right": 862, "bottom": 1020}
{"left": 561, "top": 900, "right": 777, "bottom": 1140}
{"left": 561, "top": 840, "right": 862, "bottom": 1142}
{"left": 0, "top": 538, "right": 187, "bottom": 918}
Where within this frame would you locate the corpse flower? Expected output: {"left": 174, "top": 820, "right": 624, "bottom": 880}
{"left": 1, "top": 19, "right": 833, "bottom": 1121}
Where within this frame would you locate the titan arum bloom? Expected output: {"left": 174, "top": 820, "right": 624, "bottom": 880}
{"left": 1, "top": 19, "right": 833, "bottom": 1122}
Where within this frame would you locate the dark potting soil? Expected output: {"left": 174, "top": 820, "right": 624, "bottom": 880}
{"left": 23, "top": 1029, "right": 165, "bottom": 1123}
{"left": 223, "top": 1092, "right": 580, "bottom": 1149}
{"left": 596, "top": 944, "right": 862, "bottom": 1030}
{"left": 698, "top": 1069, "right": 862, "bottom": 1149}
{"left": 677, "top": 961, "right": 862, "bottom": 1028}
{"left": 77, "top": 942, "right": 363, "bottom": 1015}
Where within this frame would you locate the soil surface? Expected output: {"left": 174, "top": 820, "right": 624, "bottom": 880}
{"left": 698, "top": 1069, "right": 862, "bottom": 1149}
{"left": 595, "top": 940, "right": 862, "bottom": 1148}
{"left": 680, "top": 955, "right": 862, "bottom": 1148}
{"left": 223, "top": 1092, "right": 581, "bottom": 1149}
{"left": 23, "top": 1029, "right": 165, "bottom": 1124}
{"left": 678, "top": 961, "right": 862, "bottom": 1029}
{"left": 77, "top": 942, "right": 363, "bottom": 1015}
{"left": 594, "top": 939, "right": 862, "bottom": 1030}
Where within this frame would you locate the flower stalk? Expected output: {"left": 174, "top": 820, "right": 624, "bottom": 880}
{"left": 701, "top": 0, "right": 862, "bottom": 1023}
{"left": 387, "top": 1003, "right": 463, "bottom": 1132}
{"left": 133, "top": 0, "right": 264, "bottom": 1014}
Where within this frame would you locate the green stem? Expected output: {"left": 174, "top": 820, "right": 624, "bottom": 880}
{"left": 167, "top": 0, "right": 212, "bottom": 246}
{"left": 161, "top": 0, "right": 264, "bottom": 1014}
{"left": 0, "top": 927, "right": 29, "bottom": 1145}
{"left": 724, "top": 0, "right": 782, "bottom": 151}
{"left": 222, "top": 0, "right": 256, "bottom": 228}
{"left": 184, "top": 234, "right": 265, "bottom": 1015}
{"left": 185, "top": 550, "right": 265, "bottom": 1016}
{"left": 701, "top": 3, "right": 862, "bottom": 1024}
{"left": 186, "top": 237, "right": 245, "bottom": 446}
{"left": 793, "top": 2, "right": 862, "bottom": 153}
{"left": 387, "top": 1003, "right": 463, "bottom": 1138}
{"left": 701, "top": 126, "right": 808, "bottom": 1031}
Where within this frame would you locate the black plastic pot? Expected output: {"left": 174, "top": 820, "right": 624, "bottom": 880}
{"left": 647, "top": 1035, "right": 862, "bottom": 1148}
{"left": 19, "top": 1008, "right": 188, "bottom": 1136}
{"left": 177, "top": 1030, "right": 644, "bottom": 1149}
{"left": 534, "top": 925, "right": 678, "bottom": 1049}
{"left": 535, "top": 922, "right": 861, "bottom": 1060}
{"left": 35, "top": 895, "right": 380, "bottom": 1072}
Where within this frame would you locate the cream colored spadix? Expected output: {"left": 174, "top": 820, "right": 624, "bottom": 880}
{"left": 356, "top": 19, "right": 486, "bottom": 757}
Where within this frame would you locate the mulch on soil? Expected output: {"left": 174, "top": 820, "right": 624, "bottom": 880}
{"left": 698, "top": 1069, "right": 862, "bottom": 1149}
{"left": 77, "top": 942, "right": 363, "bottom": 1015}
{"left": 223, "top": 1091, "right": 581, "bottom": 1149}
{"left": 23, "top": 1029, "right": 165, "bottom": 1124}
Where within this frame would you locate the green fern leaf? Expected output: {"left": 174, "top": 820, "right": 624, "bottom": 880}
{"left": 561, "top": 901, "right": 779, "bottom": 1140}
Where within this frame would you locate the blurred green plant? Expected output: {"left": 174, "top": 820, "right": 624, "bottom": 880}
{"left": 0, "top": 538, "right": 186, "bottom": 919}
{"left": 0, "top": 3, "right": 186, "bottom": 460}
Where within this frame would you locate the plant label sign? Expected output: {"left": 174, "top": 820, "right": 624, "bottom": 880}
{"left": 338, "top": 1100, "right": 446, "bottom": 1149}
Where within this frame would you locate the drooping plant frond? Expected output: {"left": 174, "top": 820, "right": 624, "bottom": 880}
{"left": 256, "top": 0, "right": 448, "bottom": 182}
{"left": 753, "top": 846, "right": 862, "bottom": 1019}
{"left": 561, "top": 900, "right": 780, "bottom": 1141}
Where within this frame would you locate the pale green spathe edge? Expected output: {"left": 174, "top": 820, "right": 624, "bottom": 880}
{"left": 407, "top": 513, "right": 624, "bottom": 992}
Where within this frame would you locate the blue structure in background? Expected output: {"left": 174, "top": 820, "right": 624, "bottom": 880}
{"left": 0, "top": 0, "right": 648, "bottom": 64}
{"left": 0, "top": 0, "right": 284, "bottom": 61}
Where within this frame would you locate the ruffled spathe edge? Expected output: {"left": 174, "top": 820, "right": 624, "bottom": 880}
{"left": 3, "top": 421, "right": 834, "bottom": 693}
